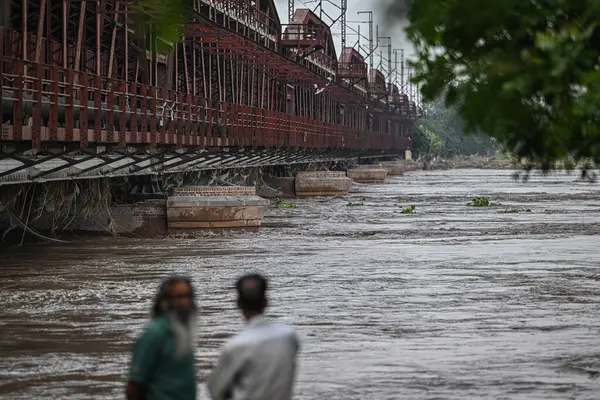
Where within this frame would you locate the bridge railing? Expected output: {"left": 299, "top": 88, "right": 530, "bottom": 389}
{"left": 0, "top": 58, "right": 407, "bottom": 152}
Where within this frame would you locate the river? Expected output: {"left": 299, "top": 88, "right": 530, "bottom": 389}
{"left": 1, "top": 169, "right": 599, "bottom": 399}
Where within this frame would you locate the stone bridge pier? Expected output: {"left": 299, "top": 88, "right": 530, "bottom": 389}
{"left": 347, "top": 165, "right": 389, "bottom": 184}
{"left": 167, "top": 186, "right": 269, "bottom": 233}
{"left": 295, "top": 171, "right": 353, "bottom": 197}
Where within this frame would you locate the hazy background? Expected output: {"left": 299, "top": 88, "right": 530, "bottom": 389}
{"left": 275, "top": 0, "right": 415, "bottom": 66}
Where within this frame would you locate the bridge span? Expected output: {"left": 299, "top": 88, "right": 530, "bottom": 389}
{"left": 0, "top": 0, "right": 420, "bottom": 237}
{"left": 0, "top": 0, "right": 418, "bottom": 185}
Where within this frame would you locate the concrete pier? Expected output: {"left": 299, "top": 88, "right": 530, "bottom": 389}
{"left": 167, "top": 186, "right": 269, "bottom": 232}
{"left": 295, "top": 171, "right": 353, "bottom": 197}
{"left": 380, "top": 160, "right": 421, "bottom": 176}
{"left": 347, "top": 165, "right": 388, "bottom": 184}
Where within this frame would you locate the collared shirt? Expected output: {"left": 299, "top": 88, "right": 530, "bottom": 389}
{"left": 129, "top": 316, "right": 197, "bottom": 400}
{"left": 207, "top": 316, "right": 300, "bottom": 400}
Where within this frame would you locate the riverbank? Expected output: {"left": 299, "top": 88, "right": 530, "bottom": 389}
{"left": 425, "top": 156, "right": 514, "bottom": 170}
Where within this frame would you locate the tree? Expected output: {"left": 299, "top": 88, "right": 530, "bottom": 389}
{"left": 391, "top": 0, "right": 600, "bottom": 172}
{"left": 411, "top": 123, "right": 443, "bottom": 162}
{"left": 412, "top": 97, "right": 498, "bottom": 159}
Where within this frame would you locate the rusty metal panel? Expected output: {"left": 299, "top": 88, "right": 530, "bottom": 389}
{"left": 265, "top": 109, "right": 272, "bottom": 148}
{"left": 294, "top": 116, "right": 300, "bottom": 149}
{"left": 93, "top": 74, "right": 102, "bottom": 144}
{"left": 0, "top": 57, "right": 3, "bottom": 140}
{"left": 130, "top": 83, "right": 138, "bottom": 143}
{"left": 205, "top": 98, "right": 213, "bottom": 146}
{"left": 238, "top": 105, "right": 246, "bottom": 147}
{"left": 234, "top": 104, "right": 241, "bottom": 147}
{"left": 231, "top": 103, "right": 239, "bottom": 147}
{"left": 140, "top": 84, "right": 148, "bottom": 142}
{"left": 65, "top": 68, "right": 74, "bottom": 142}
{"left": 149, "top": 86, "right": 157, "bottom": 145}
{"left": 222, "top": 102, "right": 228, "bottom": 147}
{"left": 168, "top": 90, "right": 176, "bottom": 145}
{"left": 107, "top": 80, "right": 115, "bottom": 142}
{"left": 244, "top": 105, "right": 252, "bottom": 147}
{"left": 276, "top": 110, "right": 283, "bottom": 149}
{"left": 12, "top": 60, "right": 23, "bottom": 140}
{"left": 177, "top": 91, "right": 184, "bottom": 146}
{"left": 191, "top": 95, "right": 199, "bottom": 145}
{"left": 184, "top": 93, "right": 192, "bottom": 147}
{"left": 159, "top": 87, "right": 167, "bottom": 144}
{"left": 118, "top": 81, "right": 126, "bottom": 147}
{"left": 49, "top": 66, "right": 59, "bottom": 141}
{"left": 197, "top": 97, "right": 205, "bottom": 142}
{"left": 32, "top": 63, "right": 43, "bottom": 150}
{"left": 79, "top": 73, "right": 89, "bottom": 149}
{"left": 260, "top": 108, "right": 267, "bottom": 148}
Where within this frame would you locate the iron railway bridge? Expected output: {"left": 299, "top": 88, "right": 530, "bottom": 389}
{"left": 0, "top": 0, "right": 420, "bottom": 186}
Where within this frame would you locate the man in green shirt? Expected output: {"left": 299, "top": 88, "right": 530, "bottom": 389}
{"left": 126, "top": 276, "right": 198, "bottom": 400}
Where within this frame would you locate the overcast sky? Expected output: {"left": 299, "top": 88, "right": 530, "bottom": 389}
{"left": 274, "top": 0, "right": 416, "bottom": 67}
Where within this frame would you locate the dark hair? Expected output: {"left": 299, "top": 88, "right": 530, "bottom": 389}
{"left": 236, "top": 273, "right": 268, "bottom": 312}
{"left": 152, "top": 276, "right": 195, "bottom": 318}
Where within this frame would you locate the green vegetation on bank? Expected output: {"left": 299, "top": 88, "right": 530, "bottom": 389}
{"left": 411, "top": 98, "right": 499, "bottom": 161}
{"left": 275, "top": 199, "right": 297, "bottom": 209}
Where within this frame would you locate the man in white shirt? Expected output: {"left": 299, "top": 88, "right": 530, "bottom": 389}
{"left": 207, "top": 274, "right": 300, "bottom": 400}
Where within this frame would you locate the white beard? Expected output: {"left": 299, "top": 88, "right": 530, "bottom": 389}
{"left": 168, "top": 312, "right": 197, "bottom": 358}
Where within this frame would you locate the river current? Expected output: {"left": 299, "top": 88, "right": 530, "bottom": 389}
{"left": 1, "top": 169, "right": 599, "bottom": 399}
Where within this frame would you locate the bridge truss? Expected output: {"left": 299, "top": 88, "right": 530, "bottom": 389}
{"left": 0, "top": 0, "right": 418, "bottom": 185}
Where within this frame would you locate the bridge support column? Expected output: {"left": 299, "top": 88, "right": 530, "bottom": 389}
{"left": 166, "top": 186, "right": 269, "bottom": 233}
{"left": 379, "top": 160, "right": 420, "bottom": 176}
{"left": 380, "top": 161, "right": 407, "bottom": 176}
{"left": 295, "top": 171, "right": 352, "bottom": 197}
{"left": 347, "top": 165, "right": 388, "bottom": 184}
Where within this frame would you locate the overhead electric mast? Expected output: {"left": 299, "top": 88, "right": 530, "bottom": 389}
{"left": 357, "top": 11, "right": 374, "bottom": 71}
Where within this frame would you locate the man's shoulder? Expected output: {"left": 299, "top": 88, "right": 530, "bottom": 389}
{"left": 140, "top": 317, "right": 170, "bottom": 341}
{"left": 225, "top": 320, "right": 297, "bottom": 351}
{"left": 265, "top": 321, "right": 296, "bottom": 336}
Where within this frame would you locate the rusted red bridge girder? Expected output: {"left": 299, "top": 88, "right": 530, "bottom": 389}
{"left": 0, "top": 57, "right": 408, "bottom": 151}
{"left": 0, "top": 0, "right": 417, "bottom": 157}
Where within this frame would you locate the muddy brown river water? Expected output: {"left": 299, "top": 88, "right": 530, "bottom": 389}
{"left": 1, "top": 169, "right": 600, "bottom": 399}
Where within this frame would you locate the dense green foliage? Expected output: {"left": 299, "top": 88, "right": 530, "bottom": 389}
{"left": 411, "top": 98, "right": 498, "bottom": 159}
{"left": 130, "top": 0, "right": 191, "bottom": 52}
{"left": 276, "top": 199, "right": 297, "bottom": 209}
{"left": 392, "top": 0, "right": 600, "bottom": 170}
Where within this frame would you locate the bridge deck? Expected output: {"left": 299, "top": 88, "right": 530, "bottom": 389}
{"left": 0, "top": 57, "right": 404, "bottom": 151}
